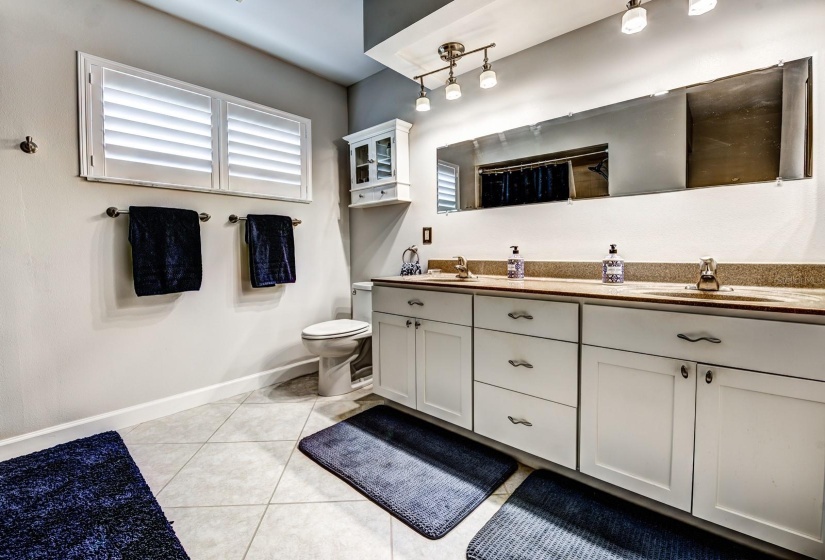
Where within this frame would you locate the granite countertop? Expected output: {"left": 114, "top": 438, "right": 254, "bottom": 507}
{"left": 372, "top": 274, "right": 825, "bottom": 317}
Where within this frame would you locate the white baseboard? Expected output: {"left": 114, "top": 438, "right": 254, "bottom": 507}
{"left": 0, "top": 358, "right": 319, "bottom": 462}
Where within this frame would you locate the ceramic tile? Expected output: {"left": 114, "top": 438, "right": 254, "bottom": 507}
{"left": 504, "top": 463, "right": 534, "bottom": 494}
{"left": 212, "top": 391, "right": 252, "bottom": 404}
{"left": 391, "top": 494, "right": 507, "bottom": 560}
{"left": 245, "top": 501, "right": 392, "bottom": 560}
{"left": 244, "top": 374, "right": 319, "bottom": 404}
{"left": 209, "top": 403, "right": 313, "bottom": 442}
{"left": 157, "top": 441, "right": 294, "bottom": 507}
{"left": 123, "top": 404, "right": 238, "bottom": 444}
{"left": 300, "top": 400, "right": 383, "bottom": 439}
{"left": 165, "top": 505, "right": 265, "bottom": 560}
{"left": 270, "top": 450, "right": 365, "bottom": 504}
{"left": 125, "top": 442, "right": 201, "bottom": 495}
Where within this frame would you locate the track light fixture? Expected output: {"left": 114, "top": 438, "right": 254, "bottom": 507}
{"left": 412, "top": 42, "right": 496, "bottom": 111}
{"left": 622, "top": 0, "right": 647, "bottom": 34}
{"left": 415, "top": 78, "right": 430, "bottom": 112}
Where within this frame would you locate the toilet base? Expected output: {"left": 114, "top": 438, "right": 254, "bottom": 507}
{"left": 319, "top": 355, "right": 364, "bottom": 396}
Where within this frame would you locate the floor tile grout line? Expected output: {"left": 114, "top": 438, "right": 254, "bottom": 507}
{"left": 242, "top": 389, "right": 317, "bottom": 560}
{"left": 154, "top": 403, "right": 242, "bottom": 498}
{"left": 165, "top": 498, "right": 373, "bottom": 510}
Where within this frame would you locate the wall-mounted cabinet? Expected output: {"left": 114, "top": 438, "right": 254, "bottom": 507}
{"left": 344, "top": 119, "right": 412, "bottom": 208}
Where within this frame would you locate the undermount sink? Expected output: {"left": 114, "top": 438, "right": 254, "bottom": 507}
{"left": 632, "top": 287, "right": 818, "bottom": 304}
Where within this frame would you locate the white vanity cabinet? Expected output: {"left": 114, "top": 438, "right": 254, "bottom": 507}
{"left": 372, "top": 287, "right": 473, "bottom": 429}
{"left": 580, "top": 346, "right": 697, "bottom": 511}
{"left": 582, "top": 304, "right": 825, "bottom": 558}
{"left": 344, "top": 119, "right": 412, "bottom": 208}
{"left": 693, "top": 365, "right": 825, "bottom": 559}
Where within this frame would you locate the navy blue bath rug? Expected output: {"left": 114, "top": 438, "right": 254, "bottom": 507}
{"left": 467, "top": 470, "right": 772, "bottom": 560}
{"left": 0, "top": 431, "right": 188, "bottom": 560}
{"left": 298, "top": 404, "right": 517, "bottom": 539}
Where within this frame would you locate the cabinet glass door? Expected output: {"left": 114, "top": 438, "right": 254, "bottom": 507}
{"left": 353, "top": 141, "right": 371, "bottom": 186}
{"left": 374, "top": 134, "right": 394, "bottom": 182}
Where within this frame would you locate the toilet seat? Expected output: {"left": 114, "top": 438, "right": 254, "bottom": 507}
{"left": 302, "top": 319, "right": 370, "bottom": 340}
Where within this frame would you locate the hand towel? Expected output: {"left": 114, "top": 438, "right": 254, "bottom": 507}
{"left": 245, "top": 215, "right": 296, "bottom": 287}
{"left": 127, "top": 206, "right": 203, "bottom": 297}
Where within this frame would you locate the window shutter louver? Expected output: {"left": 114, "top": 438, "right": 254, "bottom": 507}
{"left": 437, "top": 161, "right": 459, "bottom": 212}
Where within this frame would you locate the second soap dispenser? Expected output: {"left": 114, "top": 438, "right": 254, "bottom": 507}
{"left": 508, "top": 246, "right": 524, "bottom": 279}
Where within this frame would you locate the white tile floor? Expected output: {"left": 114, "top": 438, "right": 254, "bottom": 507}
{"left": 119, "top": 374, "right": 533, "bottom": 560}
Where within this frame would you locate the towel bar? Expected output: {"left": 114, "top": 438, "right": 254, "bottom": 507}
{"left": 228, "top": 215, "right": 301, "bottom": 227}
{"left": 106, "top": 207, "right": 211, "bottom": 222}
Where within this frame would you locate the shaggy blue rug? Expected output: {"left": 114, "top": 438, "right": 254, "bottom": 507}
{"left": 299, "top": 405, "right": 517, "bottom": 539}
{"left": 467, "top": 470, "right": 770, "bottom": 559}
{"left": 0, "top": 431, "right": 189, "bottom": 560}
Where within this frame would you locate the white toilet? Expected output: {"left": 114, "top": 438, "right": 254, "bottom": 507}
{"left": 301, "top": 282, "right": 373, "bottom": 396}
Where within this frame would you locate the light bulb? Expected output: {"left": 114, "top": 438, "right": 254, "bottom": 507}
{"left": 415, "top": 94, "right": 431, "bottom": 112}
{"left": 622, "top": 1, "right": 647, "bottom": 34}
{"left": 480, "top": 68, "right": 497, "bottom": 89}
{"left": 689, "top": 0, "right": 717, "bottom": 15}
{"left": 446, "top": 80, "right": 461, "bottom": 101}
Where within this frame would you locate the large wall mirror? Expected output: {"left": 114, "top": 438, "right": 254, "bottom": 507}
{"left": 436, "top": 58, "right": 813, "bottom": 213}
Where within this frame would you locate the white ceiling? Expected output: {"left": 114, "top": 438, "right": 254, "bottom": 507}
{"left": 133, "top": 0, "right": 385, "bottom": 86}
{"left": 366, "top": 0, "right": 627, "bottom": 89}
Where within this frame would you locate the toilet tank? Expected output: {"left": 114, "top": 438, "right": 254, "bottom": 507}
{"left": 352, "top": 282, "right": 373, "bottom": 323}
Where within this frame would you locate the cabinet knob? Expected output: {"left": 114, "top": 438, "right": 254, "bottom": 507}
{"left": 681, "top": 365, "right": 689, "bottom": 379}
{"left": 415, "top": 321, "right": 421, "bottom": 329}
{"left": 507, "top": 416, "right": 533, "bottom": 427}
{"left": 406, "top": 320, "right": 412, "bottom": 328}
{"left": 359, "top": 194, "right": 365, "bottom": 198}
{"left": 705, "top": 370, "right": 714, "bottom": 384}
{"left": 368, "top": 158, "right": 376, "bottom": 164}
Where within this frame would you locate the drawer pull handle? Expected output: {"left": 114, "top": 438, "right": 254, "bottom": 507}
{"left": 408, "top": 300, "right": 424, "bottom": 306}
{"left": 508, "top": 416, "right": 533, "bottom": 427}
{"left": 508, "top": 360, "right": 534, "bottom": 369}
{"left": 508, "top": 312, "right": 534, "bottom": 320}
{"left": 677, "top": 334, "right": 722, "bottom": 344}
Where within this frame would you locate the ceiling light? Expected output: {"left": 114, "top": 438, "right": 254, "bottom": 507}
{"left": 622, "top": 0, "right": 647, "bottom": 34}
{"left": 689, "top": 0, "right": 717, "bottom": 15}
{"left": 415, "top": 78, "right": 431, "bottom": 112}
{"left": 445, "top": 62, "right": 462, "bottom": 100}
{"left": 479, "top": 49, "right": 497, "bottom": 89}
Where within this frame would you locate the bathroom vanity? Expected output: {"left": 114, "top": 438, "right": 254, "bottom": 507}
{"left": 371, "top": 275, "right": 825, "bottom": 559}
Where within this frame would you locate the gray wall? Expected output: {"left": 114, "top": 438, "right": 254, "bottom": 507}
{"left": 363, "top": 0, "right": 454, "bottom": 51}
{"left": 348, "top": 0, "right": 825, "bottom": 282}
{"left": 0, "top": 0, "right": 351, "bottom": 440}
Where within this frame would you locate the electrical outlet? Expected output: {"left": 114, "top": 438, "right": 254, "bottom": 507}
{"left": 422, "top": 227, "right": 432, "bottom": 245}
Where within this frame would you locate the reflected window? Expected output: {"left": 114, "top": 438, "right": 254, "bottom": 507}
{"left": 437, "top": 160, "right": 459, "bottom": 212}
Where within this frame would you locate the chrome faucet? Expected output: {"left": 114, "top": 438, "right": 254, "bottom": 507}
{"left": 696, "top": 256, "right": 721, "bottom": 291}
{"left": 453, "top": 256, "right": 475, "bottom": 279}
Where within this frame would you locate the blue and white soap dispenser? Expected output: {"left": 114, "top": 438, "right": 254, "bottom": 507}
{"left": 602, "top": 244, "right": 625, "bottom": 284}
{"left": 508, "top": 246, "right": 524, "bottom": 279}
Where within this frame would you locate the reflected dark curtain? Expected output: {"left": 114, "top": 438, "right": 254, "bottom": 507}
{"left": 480, "top": 163, "right": 570, "bottom": 208}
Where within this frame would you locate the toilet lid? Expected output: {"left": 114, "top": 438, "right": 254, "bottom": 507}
{"left": 302, "top": 319, "right": 370, "bottom": 339}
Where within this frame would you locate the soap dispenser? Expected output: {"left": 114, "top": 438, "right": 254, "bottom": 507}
{"left": 508, "top": 246, "right": 524, "bottom": 279}
{"left": 602, "top": 244, "right": 625, "bottom": 284}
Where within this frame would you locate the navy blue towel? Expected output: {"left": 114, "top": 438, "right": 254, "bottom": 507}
{"left": 245, "top": 215, "right": 296, "bottom": 287}
{"left": 128, "top": 206, "right": 203, "bottom": 297}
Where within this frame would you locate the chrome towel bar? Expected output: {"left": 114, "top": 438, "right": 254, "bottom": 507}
{"left": 106, "top": 207, "right": 211, "bottom": 222}
{"left": 228, "top": 214, "right": 301, "bottom": 227}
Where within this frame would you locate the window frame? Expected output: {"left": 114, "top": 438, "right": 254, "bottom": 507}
{"left": 78, "top": 52, "right": 312, "bottom": 203}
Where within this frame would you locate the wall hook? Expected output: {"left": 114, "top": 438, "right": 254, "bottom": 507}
{"left": 20, "top": 136, "right": 38, "bottom": 154}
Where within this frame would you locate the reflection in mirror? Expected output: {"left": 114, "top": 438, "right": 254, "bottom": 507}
{"left": 436, "top": 57, "right": 812, "bottom": 213}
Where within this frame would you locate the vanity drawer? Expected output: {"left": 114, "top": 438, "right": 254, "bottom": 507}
{"left": 474, "top": 329, "right": 578, "bottom": 407}
{"left": 350, "top": 189, "right": 373, "bottom": 205}
{"left": 372, "top": 286, "right": 473, "bottom": 326}
{"left": 583, "top": 305, "right": 825, "bottom": 381}
{"left": 475, "top": 295, "right": 579, "bottom": 342}
{"left": 373, "top": 185, "right": 396, "bottom": 203}
{"left": 474, "top": 382, "right": 577, "bottom": 469}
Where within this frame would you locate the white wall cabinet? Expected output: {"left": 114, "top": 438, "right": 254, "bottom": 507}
{"left": 344, "top": 119, "right": 412, "bottom": 208}
{"left": 372, "top": 311, "right": 472, "bottom": 429}
{"left": 693, "top": 365, "right": 825, "bottom": 558}
{"left": 580, "top": 346, "right": 698, "bottom": 512}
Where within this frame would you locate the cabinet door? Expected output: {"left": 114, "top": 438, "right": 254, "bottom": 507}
{"left": 580, "top": 346, "right": 697, "bottom": 511}
{"left": 694, "top": 365, "right": 825, "bottom": 558}
{"left": 351, "top": 139, "right": 372, "bottom": 187}
{"left": 372, "top": 312, "right": 416, "bottom": 408}
{"left": 415, "top": 320, "right": 473, "bottom": 430}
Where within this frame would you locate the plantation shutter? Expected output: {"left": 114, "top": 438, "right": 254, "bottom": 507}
{"left": 437, "top": 160, "right": 459, "bottom": 212}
